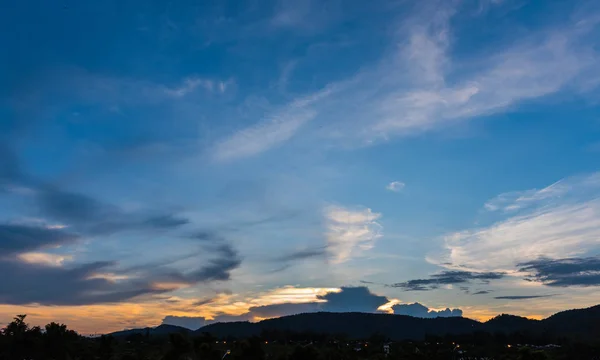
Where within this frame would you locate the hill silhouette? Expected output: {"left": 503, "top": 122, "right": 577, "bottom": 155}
{"left": 481, "top": 314, "right": 538, "bottom": 334}
{"left": 196, "top": 312, "right": 480, "bottom": 340}
{"left": 109, "top": 323, "right": 190, "bottom": 338}
{"left": 108, "top": 304, "right": 600, "bottom": 342}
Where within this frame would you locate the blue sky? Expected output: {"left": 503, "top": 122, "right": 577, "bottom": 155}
{"left": 2, "top": 0, "right": 600, "bottom": 332}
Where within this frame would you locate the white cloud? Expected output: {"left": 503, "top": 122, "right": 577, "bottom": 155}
{"left": 18, "top": 252, "right": 72, "bottom": 267}
{"left": 213, "top": 111, "right": 315, "bottom": 162}
{"left": 368, "top": 13, "right": 598, "bottom": 139}
{"left": 324, "top": 205, "right": 382, "bottom": 264}
{"left": 386, "top": 181, "right": 405, "bottom": 192}
{"left": 203, "top": 3, "right": 600, "bottom": 161}
{"left": 433, "top": 173, "right": 600, "bottom": 273}
{"left": 212, "top": 87, "right": 333, "bottom": 162}
{"left": 302, "top": 3, "right": 600, "bottom": 147}
{"left": 164, "top": 77, "right": 231, "bottom": 97}
{"left": 484, "top": 173, "right": 600, "bottom": 212}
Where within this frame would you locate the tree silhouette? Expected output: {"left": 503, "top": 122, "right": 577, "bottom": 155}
{"left": 0, "top": 313, "right": 597, "bottom": 360}
{"left": 1, "top": 315, "right": 42, "bottom": 360}
{"left": 44, "top": 322, "right": 78, "bottom": 360}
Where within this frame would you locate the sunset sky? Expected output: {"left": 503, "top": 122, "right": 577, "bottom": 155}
{"left": 2, "top": 0, "right": 600, "bottom": 334}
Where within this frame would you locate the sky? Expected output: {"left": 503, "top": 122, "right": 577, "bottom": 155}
{"left": 2, "top": 0, "right": 600, "bottom": 334}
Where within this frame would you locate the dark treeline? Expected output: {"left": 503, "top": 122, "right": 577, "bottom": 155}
{"left": 2, "top": 314, "right": 600, "bottom": 360}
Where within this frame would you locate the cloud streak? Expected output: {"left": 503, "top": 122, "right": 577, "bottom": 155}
{"left": 389, "top": 271, "right": 504, "bottom": 291}
{"left": 0, "top": 259, "right": 166, "bottom": 306}
{"left": 212, "top": 87, "right": 333, "bottom": 162}
{"left": 274, "top": 246, "right": 327, "bottom": 262}
{"left": 0, "top": 224, "right": 79, "bottom": 257}
{"left": 518, "top": 257, "right": 600, "bottom": 287}
{"left": 494, "top": 295, "right": 556, "bottom": 300}
{"left": 324, "top": 205, "right": 382, "bottom": 264}
{"left": 436, "top": 173, "right": 600, "bottom": 273}
{"left": 215, "top": 2, "right": 600, "bottom": 154}
{"left": 35, "top": 186, "right": 189, "bottom": 235}
{"left": 347, "top": 2, "right": 600, "bottom": 144}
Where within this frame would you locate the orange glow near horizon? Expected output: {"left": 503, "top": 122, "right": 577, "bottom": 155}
{"left": 0, "top": 286, "right": 344, "bottom": 334}
{"left": 0, "top": 302, "right": 550, "bottom": 334}
{"left": 2, "top": 285, "right": 593, "bottom": 334}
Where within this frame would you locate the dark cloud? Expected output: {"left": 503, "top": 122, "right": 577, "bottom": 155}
{"left": 274, "top": 246, "right": 327, "bottom": 262}
{"left": 0, "top": 221, "right": 239, "bottom": 306}
{"left": 211, "top": 313, "right": 253, "bottom": 323}
{"left": 208, "top": 286, "right": 389, "bottom": 319}
{"left": 389, "top": 271, "right": 505, "bottom": 291}
{"left": 193, "top": 297, "right": 217, "bottom": 306}
{"left": 162, "top": 316, "right": 206, "bottom": 330}
{"left": 472, "top": 290, "right": 491, "bottom": 295}
{"left": 317, "top": 286, "right": 389, "bottom": 313}
{"left": 144, "top": 214, "right": 189, "bottom": 228}
{"left": 188, "top": 243, "right": 241, "bottom": 282}
{"left": 219, "top": 210, "right": 302, "bottom": 232}
{"left": 0, "top": 155, "right": 237, "bottom": 305}
{"left": 0, "top": 149, "right": 188, "bottom": 236}
{"left": 0, "top": 224, "right": 79, "bottom": 257}
{"left": 494, "top": 295, "right": 555, "bottom": 300}
{"left": 35, "top": 187, "right": 188, "bottom": 235}
{"left": 392, "top": 303, "right": 463, "bottom": 318}
{"left": 248, "top": 303, "right": 321, "bottom": 318}
{"left": 141, "top": 242, "right": 242, "bottom": 286}
{"left": 0, "top": 259, "right": 165, "bottom": 305}
{"left": 189, "top": 232, "right": 220, "bottom": 242}
{"left": 0, "top": 241, "right": 239, "bottom": 306}
{"left": 518, "top": 257, "right": 600, "bottom": 287}
{"left": 164, "top": 287, "right": 395, "bottom": 327}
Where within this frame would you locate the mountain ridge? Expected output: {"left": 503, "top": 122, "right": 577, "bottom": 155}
{"left": 108, "top": 304, "right": 600, "bottom": 341}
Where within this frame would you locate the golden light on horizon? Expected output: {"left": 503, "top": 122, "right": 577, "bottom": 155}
{"left": 377, "top": 299, "right": 400, "bottom": 313}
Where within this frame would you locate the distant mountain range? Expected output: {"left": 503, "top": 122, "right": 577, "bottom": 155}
{"left": 109, "top": 304, "right": 600, "bottom": 342}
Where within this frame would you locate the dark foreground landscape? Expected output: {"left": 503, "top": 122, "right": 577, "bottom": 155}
{"left": 2, "top": 305, "right": 600, "bottom": 360}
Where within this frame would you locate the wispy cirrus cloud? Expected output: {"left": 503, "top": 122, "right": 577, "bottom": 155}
{"left": 363, "top": 3, "right": 600, "bottom": 141}
{"left": 215, "top": 2, "right": 600, "bottom": 156}
{"left": 324, "top": 205, "right": 382, "bottom": 264}
{"left": 483, "top": 177, "right": 584, "bottom": 212}
{"left": 211, "top": 86, "right": 333, "bottom": 162}
{"left": 163, "top": 77, "right": 232, "bottom": 97}
{"left": 433, "top": 173, "right": 600, "bottom": 279}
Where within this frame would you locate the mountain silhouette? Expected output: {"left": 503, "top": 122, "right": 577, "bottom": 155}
{"left": 108, "top": 304, "right": 600, "bottom": 342}
{"left": 109, "top": 324, "right": 190, "bottom": 337}
{"left": 481, "top": 314, "right": 538, "bottom": 334}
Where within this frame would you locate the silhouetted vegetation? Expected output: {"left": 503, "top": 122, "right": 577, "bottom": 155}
{"left": 2, "top": 311, "right": 600, "bottom": 360}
